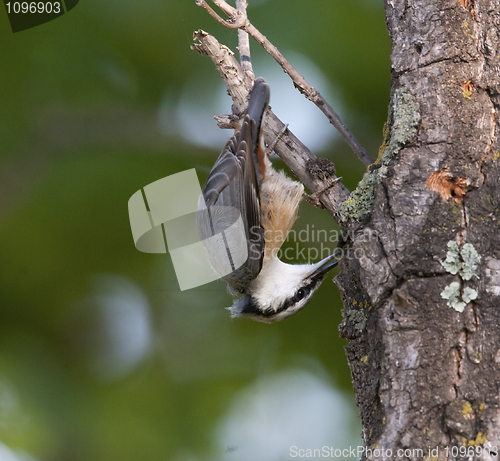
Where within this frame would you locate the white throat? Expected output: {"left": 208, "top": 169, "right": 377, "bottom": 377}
{"left": 248, "top": 256, "right": 315, "bottom": 310}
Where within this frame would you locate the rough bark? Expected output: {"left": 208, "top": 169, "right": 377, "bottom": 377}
{"left": 335, "top": 0, "right": 500, "bottom": 459}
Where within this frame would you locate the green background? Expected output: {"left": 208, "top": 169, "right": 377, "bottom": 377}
{"left": 0, "top": 1, "right": 390, "bottom": 460}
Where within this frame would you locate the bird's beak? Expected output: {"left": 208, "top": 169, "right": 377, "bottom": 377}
{"left": 309, "top": 252, "right": 340, "bottom": 279}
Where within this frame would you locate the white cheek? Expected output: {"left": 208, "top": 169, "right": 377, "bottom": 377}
{"left": 277, "top": 295, "right": 316, "bottom": 321}
{"left": 252, "top": 276, "right": 302, "bottom": 310}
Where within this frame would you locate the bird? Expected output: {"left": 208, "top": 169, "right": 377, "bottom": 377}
{"left": 197, "top": 77, "right": 339, "bottom": 323}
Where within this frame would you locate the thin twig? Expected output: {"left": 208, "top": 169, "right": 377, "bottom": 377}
{"left": 191, "top": 30, "right": 350, "bottom": 222}
{"left": 195, "top": 0, "right": 244, "bottom": 28}
{"left": 195, "top": 0, "right": 374, "bottom": 168}
{"left": 235, "top": 0, "right": 254, "bottom": 80}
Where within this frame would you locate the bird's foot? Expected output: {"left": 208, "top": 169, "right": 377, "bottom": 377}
{"left": 265, "top": 124, "right": 288, "bottom": 156}
{"left": 303, "top": 176, "right": 343, "bottom": 209}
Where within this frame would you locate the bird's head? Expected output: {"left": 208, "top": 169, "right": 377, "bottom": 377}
{"left": 229, "top": 252, "right": 339, "bottom": 323}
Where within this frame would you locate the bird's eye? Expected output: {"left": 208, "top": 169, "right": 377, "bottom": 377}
{"left": 296, "top": 288, "right": 307, "bottom": 301}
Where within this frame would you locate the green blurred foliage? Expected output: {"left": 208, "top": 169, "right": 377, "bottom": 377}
{"left": 0, "top": 0, "right": 390, "bottom": 459}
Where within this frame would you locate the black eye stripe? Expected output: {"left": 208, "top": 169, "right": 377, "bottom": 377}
{"left": 239, "top": 278, "right": 322, "bottom": 320}
{"left": 273, "top": 278, "right": 321, "bottom": 315}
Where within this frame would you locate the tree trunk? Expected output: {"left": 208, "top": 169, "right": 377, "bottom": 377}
{"left": 335, "top": 0, "right": 500, "bottom": 459}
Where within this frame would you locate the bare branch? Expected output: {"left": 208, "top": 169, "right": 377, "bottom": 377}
{"left": 191, "top": 30, "right": 350, "bottom": 221}
{"left": 191, "top": 30, "right": 252, "bottom": 118}
{"left": 195, "top": 0, "right": 374, "bottom": 167}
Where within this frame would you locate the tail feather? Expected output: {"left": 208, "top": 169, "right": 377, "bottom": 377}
{"left": 247, "top": 77, "right": 270, "bottom": 154}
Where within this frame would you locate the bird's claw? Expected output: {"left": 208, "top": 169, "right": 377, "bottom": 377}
{"left": 265, "top": 124, "right": 288, "bottom": 156}
{"left": 303, "top": 176, "right": 343, "bottom": 209}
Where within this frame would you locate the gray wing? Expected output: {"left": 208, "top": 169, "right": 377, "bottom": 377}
{"left": 197, "top": 116, "right": 265, "bottom": 294}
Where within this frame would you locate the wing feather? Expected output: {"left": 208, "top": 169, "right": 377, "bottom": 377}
{"left": 197, "top": 78, "right": 270, "bottom": 295}
{"left": 197, "top": 117, "right": 264, "bottom": 294}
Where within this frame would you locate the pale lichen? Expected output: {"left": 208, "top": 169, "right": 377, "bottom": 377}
{"left": 337, "top": 165, "right": 387, "bottom": 222}
{"left": 463, "top": 287, "right": 478, "bottom": 304}
{"left": 440, "top": 241, "right": 480, "bottom": 312}
{"left": 461, "top": 243, "right": 481, "bottom": 280}
{"left": 441, "top": 282, "right": 466, "bottom": 312}
{"left": 338, "top": 87, "right": 420, "bottom": 222}
{"left": 441, "top": 241, "right": 481, "bottom": 279}
{"left": 442, "top": 241, "right": 461, "bottom": 275}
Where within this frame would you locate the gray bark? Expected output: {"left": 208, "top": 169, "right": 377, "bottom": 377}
{"left": 335, "top": 0, "right": 500, "bottom": 459}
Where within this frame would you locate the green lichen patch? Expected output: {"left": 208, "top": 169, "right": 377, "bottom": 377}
{"left": 380, "top": 87, "right": 420, "bottom": 164}
{"left": 339, "top": 87, "right": 420, "bottom": 222}
{"left": 338, "top": 165, "right": 387, "bottom": 222}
